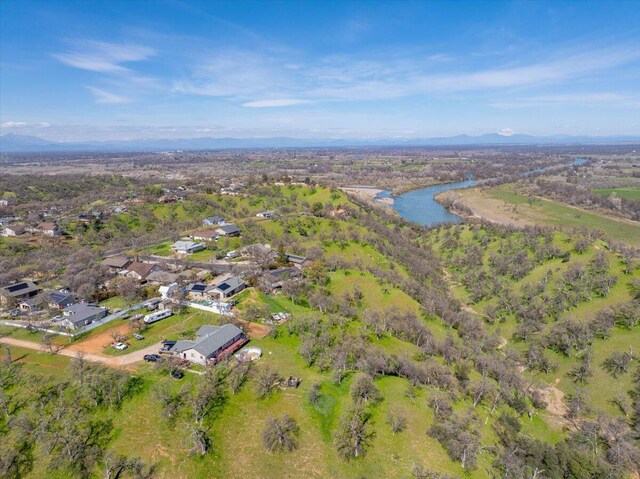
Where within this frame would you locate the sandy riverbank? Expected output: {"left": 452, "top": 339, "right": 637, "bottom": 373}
{"left": 340, "top": 186, "right": 395, "bottom": 205}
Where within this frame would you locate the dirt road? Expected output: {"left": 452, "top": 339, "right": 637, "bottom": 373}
{"left": 0, "top": 337, "right": 161, "bottom": 368}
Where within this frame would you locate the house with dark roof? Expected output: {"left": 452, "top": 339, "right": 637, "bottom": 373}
{"left": 210, "top": 276, "right": 246, "bottom": 300}
{"left": 169, "top": 323, "right": 247, "bottom": 365}
{"left": 1, "top": 224, "right": 27, "bottom": 237}
{"left": 215, "top": 225, "right": 240, "bottom": 237}
{"left": 47, "top": 291, "right": 76, "bottom": 309}
{"left": 60, "top": 302, "right": 108, "bottom": 330}
{"left": 184, "top": 282, "right": 214, "bottom": 300}
{"left": 103, "top": 255, "right": 132, "bottom": 272}
{"left": 285, "top": 253, "right": 308, "bottom": 268}
{"left": 0, "top": 281, "right": 41, "bottom": 304}
{"left": 202, "top": 216, "right": 226, "bottom": 227}
{"left": 262, "top": 267, "right": 302, "bottom": 290}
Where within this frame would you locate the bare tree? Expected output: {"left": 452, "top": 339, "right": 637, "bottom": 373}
{"left": 254, "top": 365, "right": 280, "bottom": 399}
{"left": 334, "top": 403, "right": 374, "bottom": 460}
{"left": 262, "top": 414, "right": 300, "bottom": 452}
{"left": 386, "top": 407, "right": 407, "bottom": 434}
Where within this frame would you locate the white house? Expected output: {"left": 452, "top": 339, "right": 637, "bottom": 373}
{"left": 202, "top": 216, "right": 226, "bottom": 227}
{"left": 171, "top": 240, "right": 206, "bottom": 255}
{"left": 159, "top": 282, "right": 179, "bottom": 299}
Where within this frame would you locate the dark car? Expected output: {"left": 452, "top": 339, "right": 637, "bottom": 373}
{"left": 143, "top": 354, "right": 161, "bottom": 362}
{"left": 170, "top": 369, "right": 184, "bottom": 379}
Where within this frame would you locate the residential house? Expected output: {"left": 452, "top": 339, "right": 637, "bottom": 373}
{"left": 209, "top": 276, "right": 246, "bottom": 300}
{"left": 220, "top": 187, "right": 238, "bottom": 195}
{"left": 191, "top": 229, "right": 219, "bottom": 241}
{"left": 0, "top": 216, "right": 20, "bottom": 226}
{"left": 38, "top": 222, "right": 62, "bottom": 237}
{"left": 19, "top": 298, "right": 40, "bottom": 312}
{"left": 171, "top": 240, "right": 206, "bottom": 255}
{"left": 159, "top": 283, "right": 179, "bottom": 299}
{"left": 169, "top": 324, "right": 248, "bottom": 365}
{"left": 0, "top": 281, "right": 41, "bottom": 305}
{"left": 60, "top": 302, "right": 108, "bottom": 330}
{"left": 125, "top": 262, "right": 158, "bottom": 281}
{"left": 256, "top": 210, "right": 275, "bottom": 218}
{"left": 215, "top": 225, "right": 240, "bottom": 237}
{"left": 103, "top": 255, "right": 132, "bottom": 272}
{"left": 1, "top": 224, "right": 26, "bottom": 237}
{"left": 262, "top": 267, "right": 302, "bottom": 290}
{"left": 47, "top": 291, "right": 76, "bottom": 309}
{"left": 0, "top": 198, "right": 15, "bottom": 206}
{"left": 184, "top": 282, "right": 214, "bottom": 300}
{"left": 202, "top": 216, "right": 226, "bottom": 227}
{"left": 78, "top": 210, "right": 104, "bottom": 223}
{"left": 146, "top": 270, "right": 180, "bottom": 285}
{"left": 285, "top": 253, "right": 308, "bottom": 268}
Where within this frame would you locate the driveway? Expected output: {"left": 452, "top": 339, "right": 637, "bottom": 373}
{"left": 0, "top": 337, "right": 162, "bottom": 368}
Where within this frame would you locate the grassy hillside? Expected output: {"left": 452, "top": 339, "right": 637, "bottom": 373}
{"left": 458, "top": 184, "right": 640, "bottom": 246}
{"left": 2, "top": 184, "right": 638, "bottom": 479}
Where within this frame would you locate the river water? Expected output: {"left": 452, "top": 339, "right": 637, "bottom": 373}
{"left": 380, "top": 157, "right": 588, "bottom": 226}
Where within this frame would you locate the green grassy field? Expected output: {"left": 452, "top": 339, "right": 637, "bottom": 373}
{"left": 472, "top": 184, "right": 640, "bottom": 245}
{"left": 592, "top": 186, "right": 640, "bottom": 200}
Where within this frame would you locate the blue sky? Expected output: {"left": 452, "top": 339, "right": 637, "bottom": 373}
{"left": 1, "top": 0, "right": 639, "bottom": 141}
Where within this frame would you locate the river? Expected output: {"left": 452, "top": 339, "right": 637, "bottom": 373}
{"left": 379, "top": 157, "right": 589, "bottom": 226}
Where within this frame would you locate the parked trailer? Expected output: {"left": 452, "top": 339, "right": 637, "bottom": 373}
{"left": 143, "top": 309, "right": 172, "bottom": 324}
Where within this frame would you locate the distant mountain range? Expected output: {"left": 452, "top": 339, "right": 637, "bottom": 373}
{"left": 1, "top": 132, "right": 639, "bottom": 153}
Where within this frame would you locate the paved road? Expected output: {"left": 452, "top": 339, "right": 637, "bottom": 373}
{"left": 0, "top": 337, "right": 162, "bottom": 368}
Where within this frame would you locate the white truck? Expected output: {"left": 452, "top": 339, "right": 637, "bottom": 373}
{"left": 143, "top": 309, "right": 172, "bottom": 324}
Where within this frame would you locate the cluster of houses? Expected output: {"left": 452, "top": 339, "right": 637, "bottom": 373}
{"left": 166, "top": 216, "right": 243, "bottom": 256}
{"left": 0, "top": 280, "right": 108, "bottom": 330}
{"left": 1, "top": 221, "right": 62, "bottom": 238}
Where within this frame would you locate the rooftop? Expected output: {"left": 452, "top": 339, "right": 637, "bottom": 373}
{"left": 0, "top": 281, "right": 40, "bottom": 298}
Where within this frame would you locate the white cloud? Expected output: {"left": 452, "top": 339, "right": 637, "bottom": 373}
{"left": 242, "top": 99, "right": 312, "bottom": 108}
{"left": 174, "top": 42, "right": 640, "bottom": 106}
{"left": 1, "top": 121, "right": 51, "bottom": 128}
{"left": 87, "top": 87, "right": 131, "bottom": 104}
{"left": 490, "top": 92, "right": 639, "bottom": 108}
{"left": 499, "top": 128, "right": 515, "bottom": 136}
{"left": 54, "top": 41, "right": 156, "bottom": 73}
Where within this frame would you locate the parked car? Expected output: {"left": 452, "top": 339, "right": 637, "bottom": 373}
{"left": 120, "top": 313, "right": 130, "bottom": 320}
{"left": 146, "top": 304, "right": 158, "bottom": 311}
{"left": 133, "top": 333, "right": 144, "bottom": 340}
{"left": 130, "top": 314, "right": 144, "bottom": 321}
{"left": 170, "top": 369, "right": 184, "bottom": 379}
{"left": 113, "top": 342, "right": 128, "bottom": 350}
{"left": 9, "top": 310, "right": 20, "bottom": 317}
{"left": 143, "top": 354, "right": 161, "bottom": 362}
